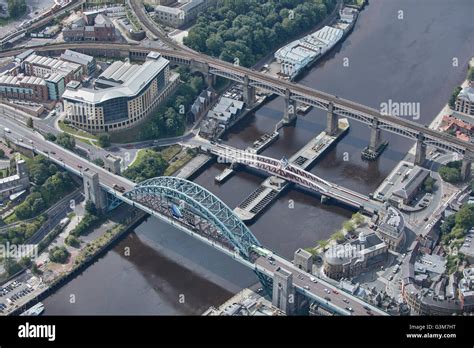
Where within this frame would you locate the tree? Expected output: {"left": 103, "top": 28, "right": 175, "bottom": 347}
{"left": 7, "top": 0, "right": 26, "bottom": 19}
{"left": 439, "top": 166, "right": 461, "bottom": 183}
{"left": 26, "top": 117, "right": 33, "bottom": 128}
{"left": 423, "top": 177, "right": 436, "bottom": 193}
{"left": 440, "top": 214, "right": 455, "bottom": 236}
{"left": 49, "top": 246, "right": 70, "bottom": 264}
{"left": 56, "top": 133, "right": 75, "bottom": 150}
{"left": 343, "top": 220, "right": 355, "bottom": 233}
{"left": 449, "top": 86, "right": 462, "bottom": 108}
{"left": 65, "top": 234, "right": 80, "bottom": 248}
{"left": 85, "top": 200, "right": 97, "bottom": 215}
{"left": 19, "top": 256, "right": 32, "bottom": 268}
{"left": 4, "top": 257, "right": 22, "bottom": 275}
{"left": 0, "top": 149, "right": 4, "bottom": 158}
{"left": 97, "top": 133, "right": 111, "bottom": 148}
{"left": 455, "top": 204, "right": 474, "bottom": 229}
{"left": 93, "top": 158, "right": 104, "bottom": 167}
{"left": 45, "top": 133, "right": 57, "bottom": 142}
{"left": 352, "top": 212, "right": 364, "bottom": 226}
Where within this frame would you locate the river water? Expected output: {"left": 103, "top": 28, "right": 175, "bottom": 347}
{"left": 44, "top": 0, "right": 474, "bottom": 315}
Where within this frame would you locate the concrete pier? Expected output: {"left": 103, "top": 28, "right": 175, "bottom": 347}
{"left": 234, "top": 118, "right": 350, "bottom": 222}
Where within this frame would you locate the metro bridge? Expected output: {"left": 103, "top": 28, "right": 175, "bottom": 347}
{"left": 4, "top": 122, "right": 386, "bottom": 316}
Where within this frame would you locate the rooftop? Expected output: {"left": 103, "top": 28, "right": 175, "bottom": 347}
{"left": 62, "top": 57, "right": 169, "bottom": 104}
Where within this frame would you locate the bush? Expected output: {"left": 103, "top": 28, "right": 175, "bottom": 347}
{"left": 97, "top": 133, "right": 111, "bottom": 148}
{"left": 49, "top": 246, "right": 70, "bottom": 264}
{"left": 65, "top": 234, "right": 80, "bottom": 248}
{"left": 439, "top": 165, "right": 461, "bottom": 183}
{"left": 423, "top": 177, "right": 436, "bottom": 193}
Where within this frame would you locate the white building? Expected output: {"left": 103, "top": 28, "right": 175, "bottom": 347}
{"left": 275, "top": 26, "right": 344, "bottom": 78}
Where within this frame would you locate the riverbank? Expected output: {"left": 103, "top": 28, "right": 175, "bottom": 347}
{"left": 7, "top": 208, "right": 147, "bottom": 316}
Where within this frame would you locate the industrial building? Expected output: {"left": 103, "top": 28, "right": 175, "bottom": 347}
{"left": 63, "top": 52, "right": 179, "bottom": 133}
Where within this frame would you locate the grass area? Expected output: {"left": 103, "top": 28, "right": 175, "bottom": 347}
{"left": 160, "top": 145, "right": 182, "bottom": 162}
{"left": 58, "top": 121, "right": 98, "bottom": 141}
{"left": 3, "top": 212, "right": 18, "bottom": 224}
{"left": 128, "top": 145, "right": 197, "bottom": 177}
{"left": 129, "top": 148, "right": 154, "bottom": 168}
{"left": 164, "top": 150, "right": 195, "bottom": 176}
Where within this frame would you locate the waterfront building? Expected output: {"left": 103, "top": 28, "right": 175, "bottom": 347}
{"left": 63, "top": 53, "right": 179, "bottom": 133}
{"left": 455, "top": 86, "right": 474, "bottom": 116}
{"left": 389, "top": 166, "right": 430, "bottom": 207}
{"left": 274, "top": 26, "right": 344, "bottom": 78}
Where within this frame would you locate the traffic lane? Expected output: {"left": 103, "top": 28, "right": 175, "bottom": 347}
{"left": 255, "top": 257, "right": 371, "bottom": 316}
{"left": 2, "top": 118, "right": 136, "bottom": 192}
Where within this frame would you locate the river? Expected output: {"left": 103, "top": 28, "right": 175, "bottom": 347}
{"left": 44, "top": 0, "right": 474, "bottom": 315}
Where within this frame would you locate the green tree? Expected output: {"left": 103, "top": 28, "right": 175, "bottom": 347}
{"left": 455, "top": 204, "right": 474, "bottom": 229}
{"left": 49, "top": 246, "right": 70, "bottom": 264}
{"left": 343, "top": 220, "right": 355, "bottom": 233}
{"left": 45, "top": 133, "right": 57, "bottom": 142}
{"left": 97, "top": 133, "right": 111, "bottom": 148}
{"left": 449, "top": 86, "right": 462, "bottom": 108}
{"left": 93, "top": 158, "right": 104, "bottom": 167}
{"left": 0, "top": 149, "right": 4, "bottom": 158}
{"left": 7, "top": 0, "right": 26, "bottom": 19}
{"left": 26, "top": 117, "right": 33, "bottom": 128}
{"left": 4, "top": 257, "right": 22, "bottom": 275}
{"left": 56, "top": 133, "right": 75, "bottom": 150}
{"left": 423, "top": 177, "right": 436, "bottom": 193}
{"left": 439, "top": 166, "right": 461, "bottom": 183}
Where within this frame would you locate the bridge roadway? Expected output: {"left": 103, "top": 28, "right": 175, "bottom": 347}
{"left": 1, "top": 41, "right": 472, "bottom": 156}
{"left": 203, "top": 142, "right": 383, "bottom": 214}
{"left": 1, "top": 118, "right": 386, "bottom": 315}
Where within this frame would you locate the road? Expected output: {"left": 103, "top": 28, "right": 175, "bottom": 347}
{"left": 255, "top": 254, "right": 387, "bottom": 316}
{"left": 1, "top": 116, "right": 136, "bottom": 195}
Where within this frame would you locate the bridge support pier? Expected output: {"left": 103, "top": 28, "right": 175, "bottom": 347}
{"left": 369, "top": 119, "right": 382, "bottom": 152}
{"left": 243, "top": 75, "right": 256, "bottom": 108}
{"left": 206, "top": 73, "right": 216, "bottom": 87}
{"left": 283, "top": 89, "right": 296, "bottom": 125}
{"left": 461, "top": 151, "right": 473, "bottom": 181}
{"left": 83, "top": 168, "right": 106, "bottom": 212}
{"left": 272, "top": 266, "right": 295, "bottom": 315}
{"left": 294, "top": 248, "right": 313, "bottom": 273}
{"left": 414, "top": 134, "right": 427, "bottom": 166}
{"left": 326, "top": 102, "right": 338, "bottom": 135}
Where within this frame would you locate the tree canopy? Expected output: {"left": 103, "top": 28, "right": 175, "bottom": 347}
{"left": 183, "top": 0, "right": 337, "bottom": 67}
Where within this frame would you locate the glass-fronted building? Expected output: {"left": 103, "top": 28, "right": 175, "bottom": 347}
{"left": 62, "top": 53, "right": 178, "bottom": 133}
